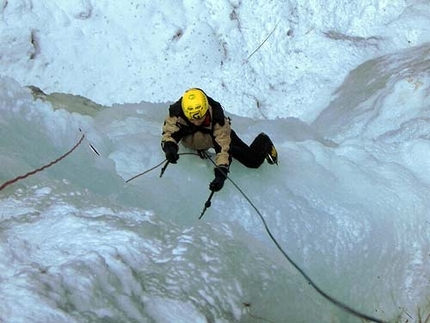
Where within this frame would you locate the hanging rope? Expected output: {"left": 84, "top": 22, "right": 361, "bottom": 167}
{"left": 0, "top": 132, "right": 85, "bottom": 192}
{"left": 126, "top": 159, "right": 168, "bottom": 183}
{"left": 201, "top": 153, "right": 387, "bottom": 323}
{"left": 0, "top": 128, "right": 388, "bottom": 321}
{"left": 127, "top": 152, "right": 387, "bottom": 322}
{"left": 125, "top": 152, "right": 201, "bottom": 183}
{"left": 244, "top": 21, "right": 280, "bottom": 63}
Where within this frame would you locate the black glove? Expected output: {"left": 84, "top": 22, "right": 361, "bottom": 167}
{"left": 163, "top": 141, "right": 179, "bottom": 163}
{"left": 209, "top": 165, "right": 229, "bottom": 192}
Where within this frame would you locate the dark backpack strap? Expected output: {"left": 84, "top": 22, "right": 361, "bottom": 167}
{"left": 207, "top": 96, "right": 225, "bottom": 126}
{"left": 168, "top": 99, "right": 183, "bottom": 118}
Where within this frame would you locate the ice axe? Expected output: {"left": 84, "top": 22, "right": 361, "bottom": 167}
{"left": 158, "top": 158, "right": 214, "bottom": 219}
{"left": 159, "top": 161, "right": 170, "bottom": 178}
{"left": 199, "top": 190, "right": 215, "bottom": 219}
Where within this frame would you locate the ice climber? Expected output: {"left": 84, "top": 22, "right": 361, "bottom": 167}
{"left": 161, "top": 88, "right": 278, "bottom": 192}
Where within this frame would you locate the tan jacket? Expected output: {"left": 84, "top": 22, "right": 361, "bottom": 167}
{"left": 162, "top": 98, "right": 231, "bottom": 166}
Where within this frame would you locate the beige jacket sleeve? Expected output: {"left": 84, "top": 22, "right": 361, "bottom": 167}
{"left": 213, "top": 118, "right": 231, "bottom": 166}
{"left": 161, "top": 115, "right": 180, "bottom": 147}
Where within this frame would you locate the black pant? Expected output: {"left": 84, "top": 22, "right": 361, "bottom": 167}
{"left": 230, "top": 131, "right": 270, "bottom": 168}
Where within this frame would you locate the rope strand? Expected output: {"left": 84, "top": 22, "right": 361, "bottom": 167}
{"left": 0, "top": 133, "right": 85, "bottom": 192}
{"left": 203, "top": 153, "right": 387, "bottom": 323}
{"left": 127, "top": 153, "right": 389, "bottom": 322}
{"left": 0, "top": 134, "right": 388, "bottom": 322}
{"left": 125, "top": 152, "right": 201, "bottom": 183}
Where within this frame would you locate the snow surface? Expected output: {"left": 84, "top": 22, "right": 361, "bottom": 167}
{"left": 1, "top": 0, "right": 430, "bottom": 322}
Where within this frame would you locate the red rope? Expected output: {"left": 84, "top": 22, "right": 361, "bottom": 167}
{"left": 0, "top": 133, "right": 86, "bottom": 192}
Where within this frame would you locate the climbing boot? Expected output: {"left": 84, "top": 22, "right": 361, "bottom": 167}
{"left": 266, "top": 144, "right": 278, "bottom": 165}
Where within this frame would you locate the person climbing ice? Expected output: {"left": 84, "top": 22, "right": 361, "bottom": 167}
{"left": 161, "top": 88, "right": 278, "bottom": 192}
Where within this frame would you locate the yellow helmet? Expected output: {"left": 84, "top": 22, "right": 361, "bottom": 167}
{"left": 181, "top": 88, "right": 209, "bottom": 120}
